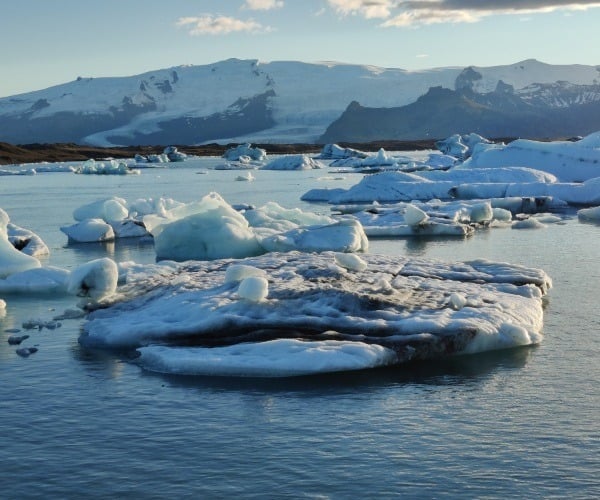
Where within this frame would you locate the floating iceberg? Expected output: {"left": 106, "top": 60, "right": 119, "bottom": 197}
{"left": 61, "top": 218, "right": 116, "bottom": 243}
{"left": 7, "top": 223, "right": 49, "bottom": 257}
{"left": 262, "top": 154, "right": 324, "bottom": 170}
{"left": 163, "top": 146, "right": 187, "bottom": 162}
{"left": 146, "top": 193, "right": 263, "bottom": 261}
{"left": 464, "top": 133, "right": 600, "bottom": 182}
{"left": 0, "top": 210, "right": 41, "bottom": 278}
{"left": 435, "top": 133, "right": 493, "bottom": 159}
{"left": 223, "top": 143, "right": 267, "bottom": 162}
{"left": 317, "top": 144, "right": 368, "bottom": 160}
{"left": 80, "top": 252, "right": 551, "bottom": 377}
{"left": 577, "top": 206, "right": 600, "bottom": 223}
{"left": 74, "top": 159, "right": 140, "bottom": 175}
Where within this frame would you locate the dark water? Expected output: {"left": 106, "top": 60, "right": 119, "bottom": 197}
{"left": 1, "top": 160, "right": 598, "bottom": 498}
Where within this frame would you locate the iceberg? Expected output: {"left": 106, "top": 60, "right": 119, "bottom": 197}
{"left": 223, "top": 143, "right": 267, "bottom": 162}
{"left": 0, "top": 210, "right": 41, "bottom": 278}
{"left": 261, "top": 154, "right": 324, "bottom": 170}
{"left": 325, "top": 168, "right": 556, "bottom": 204}
{"left": 464, "top": 133, "right": 600, "bottom": 182}
{"left": 67, "top": 258, "right": 118, "bottom": 300}
{"left": 61, "top": 218, "right": 116, "bottom": 243}
{"left": 577, "top": 206, "right": 600, "bottom": 223}
{"left": 317, "top": 144, "right": 368, "bottom": 160}
{"left": 80, "top": 252, "right": 551, "bottom": 377}
{"left": 7, "top": 223, "right": 49, "bottom": 257}
{"left": 74, "top": 159, "right": 140, "bottom": 175}
{"left": 435, "top": 133, "right": 493, "bottom": 159}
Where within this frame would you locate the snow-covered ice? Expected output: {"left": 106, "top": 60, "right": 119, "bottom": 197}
{"left": 80, "top": 252, "right": 551, "bottom": 377}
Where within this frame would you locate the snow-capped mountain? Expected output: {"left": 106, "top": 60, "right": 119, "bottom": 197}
{"left": 1, "top": 58, "right": 599, "bottom": 145}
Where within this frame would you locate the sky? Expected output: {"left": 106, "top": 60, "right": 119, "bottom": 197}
{"left": 2, "top": 0, "right": 600, "bottom": 97}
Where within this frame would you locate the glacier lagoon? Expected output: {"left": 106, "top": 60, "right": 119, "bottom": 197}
{"left": 0, "top": 156, "right": 599, "bottom": 498}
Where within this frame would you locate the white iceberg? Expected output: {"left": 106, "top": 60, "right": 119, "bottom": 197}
{"left": 464, "top": 133, "right": 600, "bottom": 182}
{"left": 223, "top": 143, "right": 267, "bottom": 162}
{"left": 80, "top": 252, "right": 551, "bottom": 379}
{"left": 73, "top": 197, "right": 129, "bottom": 223}
{"left": 435, "top": 133, "right": 492, "bottom": 159}
{"left": 61, "top": 218, "right": 115, "bottom": 243}
{"left": 75, "top": 159, "right": 140, "bottom": 175}
{"left": 261, "top": 154, "right": 324, "bottom": 170}
{"left": 0, "top": 214, "right": 41, "bottom": 279}
{"left": 67, "top": 258, "right": 118, "bottom": 300}
{"left": 147, "top": 193, "right": 263, "bottom": 261}
{"left": 317, "top": 144, "right": 368, "bottom": 160}
{"left": 7, "top": 223, "right": 49, "bottom": 257}
{"left": 577, "top": 206, "right": 600, "bottom": 222}
{"left": 256, "top": 219, "right": 368, "bottom": 254}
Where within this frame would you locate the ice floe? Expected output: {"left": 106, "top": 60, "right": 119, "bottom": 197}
{"left": 79, "top": 252, "right": 551, "bottom": 377}
{"left": 463, "top": 133, "right": 600, "bottom": 182}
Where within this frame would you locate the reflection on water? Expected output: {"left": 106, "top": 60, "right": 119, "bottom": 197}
{"left": 65, "top": 237, "right": 156, "bottom": 267}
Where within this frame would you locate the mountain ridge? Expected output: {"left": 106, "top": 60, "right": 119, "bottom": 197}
{"left": 1, "top": 58, "right": 599, "bottom": 146}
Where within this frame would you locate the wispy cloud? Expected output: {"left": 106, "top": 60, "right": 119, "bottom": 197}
{"left": 176, "top": 15, "right": 271, "bottom": 35}
{"left": 242, "top": 0, "right": 284, "bottom": 10}
{"left": 327, "top": 0, "right": 393, "bottom": 18}
{"left": 326, "top": 0, "right": 600, "bottom": 26}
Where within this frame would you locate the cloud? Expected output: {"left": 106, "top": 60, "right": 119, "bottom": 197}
{"left": 326, "top": 0, "right": 600, "bottom": 26}
{"left": 242, "top": 0, "right": 284, "bottom": 10}
{"left": 327, "top": 0, "right": 393, "bottom": 19}
{"left": 176, "top": 15, "right": 271, "bottom": 35}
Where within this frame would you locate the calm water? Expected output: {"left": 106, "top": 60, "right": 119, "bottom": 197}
{"left": 1, "top": 158, "right": 598, "bottom": 499}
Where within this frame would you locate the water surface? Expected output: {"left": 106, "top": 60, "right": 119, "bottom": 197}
{"left": 1, "top": 159, "right": 598, "bottom": 498}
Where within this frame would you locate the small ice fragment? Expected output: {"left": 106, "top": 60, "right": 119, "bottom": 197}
{"left": 225, "top": 264, "right": 267, "bottom": 283}
{"left": 238, "top": 276, "right": 269, "bottom": 302}
{"left": 404, "top": 204, "right": 428, "bottom": 226}
{"left": 512, "top": 218, "right": 545, "bottom": 229}
{"left": 448, "top": 293, "right": 467, "bottom": 310}
{"left": 470, "top": 202, "right": 493, "bottom": 223}
{"left": 334, "top": 253, "right": 367, "bottom": 272}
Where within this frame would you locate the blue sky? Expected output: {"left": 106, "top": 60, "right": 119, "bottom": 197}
{"left": 3, "top": 0, "right": 600, "bottom": 97}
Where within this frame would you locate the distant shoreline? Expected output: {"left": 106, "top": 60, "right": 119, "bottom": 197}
{"left": 0, "top": 138, "right": 530, "bottom": 166}
{"left": 0, "top": 140, "right": 443, "bottom": 166}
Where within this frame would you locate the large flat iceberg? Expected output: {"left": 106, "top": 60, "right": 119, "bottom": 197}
{"left": 80, "top": 252, "right": 551, "bottom": 377}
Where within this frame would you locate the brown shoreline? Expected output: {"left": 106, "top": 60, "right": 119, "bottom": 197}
{"left": 0, "top": 140, "right": 442, "bottom": 166}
